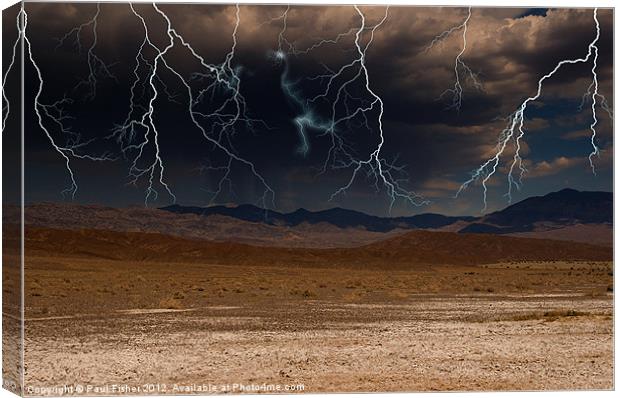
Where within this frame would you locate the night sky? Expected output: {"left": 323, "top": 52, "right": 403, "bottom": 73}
{"left": 2, "top": 3, "right": 614, "bottom": 216}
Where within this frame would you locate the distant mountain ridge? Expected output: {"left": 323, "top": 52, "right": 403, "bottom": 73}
{"left": 10, "top": 188, "right": 612, "bottom": 248}
{"left": 460, "top": 188, "right": 612, "bottom": 234}
{"left": 161, "top": 188, "right": 612, "bottom": 234}
{"left": 160, "top": 204, "right": 476, "bottom": 232}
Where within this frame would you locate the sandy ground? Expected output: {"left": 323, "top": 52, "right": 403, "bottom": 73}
{"left": 15, "top": 255, "right": 613, "bottom": 394}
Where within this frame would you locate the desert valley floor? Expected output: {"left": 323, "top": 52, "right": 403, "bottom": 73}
{"left": 2, "top": 224, "right": 613, "bottom": 393}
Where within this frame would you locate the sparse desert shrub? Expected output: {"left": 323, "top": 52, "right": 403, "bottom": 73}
{"left": 342, "top": 291, "right": 363, "bottom": 302}
{"left": 542, "top": 309, "right": 585, "bottom": 320}
{"left": 587, "top": 288, "right": 607, "bottom": 297}
{"left": 481, "top": 309, "right": 587, "bottom": 323}
{"left": 173, "top": 291, "right": 185, "bottom": 300}
{"left": 302, "top": 290, "right": 316, "bottom": 298}
{"left": 388, "top": 290, "right": 409, "bottom": 300}
{"left": 607, "top": 285, "right": 613, "bottom": 292}
{"left": 159, "top": 297, "right": 184, "bottom": 309}
{"left": 500, "top": 313, "right": 542, "bottom": 322}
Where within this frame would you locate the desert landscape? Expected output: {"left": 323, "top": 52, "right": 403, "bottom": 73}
{"left": 0, "top": 190, "right": 613, "bottom": 393}
{"left": 6, "top": 201, "right": 613, "bottom": 393}
{"left": 2, "top": 2, "right": 614, "bottom": 394}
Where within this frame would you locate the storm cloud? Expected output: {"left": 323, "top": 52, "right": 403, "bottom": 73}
{"left": 4, "top": 3, "right": 613, "bottom": 216}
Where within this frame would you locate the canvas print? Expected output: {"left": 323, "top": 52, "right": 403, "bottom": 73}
{"left": 1, "top": 1, "right": 614, "bottom": 395}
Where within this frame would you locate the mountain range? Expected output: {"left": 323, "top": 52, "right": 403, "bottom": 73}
{"left": 161, "top": 188, "right": 612, "bottom": 238}
{"left": 160, "top": 203, "right": 476, "bottom": 232}
{"left": 10, "top": 188, "right": 612, "bottom": 248}
{"left": 460, "top": 189, "right": 612, "bottom": 234}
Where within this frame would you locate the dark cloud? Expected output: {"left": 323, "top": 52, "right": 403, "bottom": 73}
{"left": 4, "top": 3, "right": 613, "bottom": 216}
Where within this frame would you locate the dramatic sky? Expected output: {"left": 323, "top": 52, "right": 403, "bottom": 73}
{"left": 3, "top": 2, "right": 614, "bottom": 216}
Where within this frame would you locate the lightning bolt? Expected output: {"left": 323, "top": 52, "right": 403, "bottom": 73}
{"left": 1, "top": 6, "right": 21, "bottom": 132}
{"left": 54, "top": 2, "right": 116, "bottom": 100}
{"left": 6, "top": 4, "right": 610, "bottom": 214}
{"left": 3, "top": 6, "right": 115, "bottom": 198}
{"left": 275, "top": 50, "right": 326, "bottom": 154}
{"left": 5, "top": 3, "right": 273, "bottom": 206}
{"left": 328, "top": 6, "right": 429, "bottom": 211}
{"left": 269, "top": 5, "right": 367, "bottom": 157}
{"left": 456, "top": 8, "right": 609, "bottom": 211}
{"left": 266, "top": 5, "right": 358, "bottom": 58}
{"left": 272, "top": 5, "right": 427, "bottom": 211}
{"left": 268, "top": 5, "right": 319, "bottom": 155}
{"left": 109, "top": 3, "right": 274, "bottom": 207}
{"left": 424, "top": 6, "right": 482, "bottom": 111}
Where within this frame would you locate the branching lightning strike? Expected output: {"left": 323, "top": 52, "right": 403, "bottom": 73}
{"left": 272, "top": 5, "right": 428, "bottom": 211}
{"left": 54, "top": 3, "right": 116, "bottom": 100}
{"left": 3, "top": 6, "right": 115, "bottom": 198}
{"left": 456, "top": 8, "right": 610, "bottom": 211}
{"left": 3, "top": 3, "right": 274, "bottom": 207}
{"left": 110, "top": 3, "right": 275, "bottom": 207}
{"left": 424, "top": 6, "right": 482, "bottom": 111}
{"left": 2, "top": 4, "right": 610, "bottom": 213}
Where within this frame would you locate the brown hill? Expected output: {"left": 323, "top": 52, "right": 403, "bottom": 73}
{"left": 20, "top": 226, "right": 612, "bottom": 268}
{"left": 508, "top": 224, "right": 613, "bottom": 247}
{"left": 9, "top": 201, "right": 612, "bottom": 248}
{"left": 6, "top": 203, "right": 404, "bottom": 248}
{"left": 358, "top": 230, "right": 612, "bottom": 264}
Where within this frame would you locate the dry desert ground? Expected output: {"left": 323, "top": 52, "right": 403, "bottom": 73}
{"left": 2, "top": 226, "right": 614, "bottom": 394}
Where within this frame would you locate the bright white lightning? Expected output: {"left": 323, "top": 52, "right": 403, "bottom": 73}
{"left": 6, "top": 4, "right": 609, "bottom": 213}
{"left": 111, "top": 3, "right": 178, "bottom": 205}
{"left": 266, "top": 5, "right": 357, "bottom": 57}
{"left": 456, "top": 9, "right": 608, "bottom": 211}
{"left": 272, "top": 6, "right": 428, "bottom": 211}
{"left": 587, "top": 20, "right": 601, "bottom": 175}
{"left": 111, "top": 3, "right": 275, "bottom": 207}
{"left": 424, "top": 6, "right": 482, "bottom": 111}
{"left": 7, "top": 7, "right": 115, "bottom": 198}
{"left": 55, "top": 3, "right": 116, "bottom": 99}
{"left": 317, "top": 6, "right": 429, "bottom": 211}
{"left": 1, "top": 7, "right": 21, "bottom": 132}
{"left": 268, "top": 5, "right": 319, "bottom": 155}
